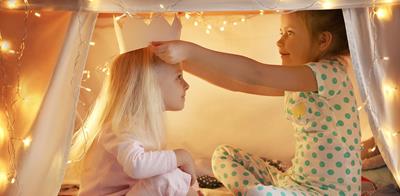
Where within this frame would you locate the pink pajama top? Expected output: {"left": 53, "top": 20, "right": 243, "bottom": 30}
{"left": 79, "top": 126, "right": 191, "bottom": 196}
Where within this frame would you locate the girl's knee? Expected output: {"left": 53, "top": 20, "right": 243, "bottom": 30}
{"left": 212, "top": 144, "right": 234, "bottom": 166}
{"left": 212, "top": 144, "right": 236, "bottom": 158}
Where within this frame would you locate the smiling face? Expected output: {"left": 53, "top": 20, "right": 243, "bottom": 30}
{"left": 155, "top": 62, "right": 189, "bottom": 111}
{"left": 276, "top": 13, "right": 321, "bottom": 66}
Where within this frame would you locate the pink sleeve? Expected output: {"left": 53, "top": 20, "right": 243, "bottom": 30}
{"left": 99, "top": 130, "right": 177, "bottom": 179}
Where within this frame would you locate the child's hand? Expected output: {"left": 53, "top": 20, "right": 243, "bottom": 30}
{"left": 150, "top": 40, "right": 194, "bottom": 64}
{"left": 174, "top": 149, "right": 197, "bottom": 185}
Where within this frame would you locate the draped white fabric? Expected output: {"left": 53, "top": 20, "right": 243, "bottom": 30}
{"left": 343, "top": 6, "right": 400, "bottom": 186}
{"left": 3, "top": 11, "right": 97, "bottom": 196}
{"left": 1, "top": 0, "right": 400, "bottom": 12}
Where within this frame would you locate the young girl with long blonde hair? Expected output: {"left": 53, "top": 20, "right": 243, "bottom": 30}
{"left": 70, "top": 47, "right": 199, "bottom": 196}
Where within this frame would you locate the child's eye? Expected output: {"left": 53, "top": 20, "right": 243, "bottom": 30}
{"left": 177, "top": 74, "right": 183, "bottom": 79}
{"left": 287, "top": 31, "right": 294, "bottom": 36}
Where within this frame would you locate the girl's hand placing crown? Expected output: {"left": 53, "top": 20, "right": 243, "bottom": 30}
{"left": 150, "top": 40, "right": 194, "bottom": 64}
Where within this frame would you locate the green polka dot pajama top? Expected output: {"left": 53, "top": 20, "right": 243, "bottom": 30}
{"left": 212, "top": 59, "right": 362, "bottom": 196}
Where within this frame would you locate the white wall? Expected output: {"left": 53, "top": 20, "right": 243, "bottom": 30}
{"left": 165, "top": 14, "right": 296, "bottom": 162}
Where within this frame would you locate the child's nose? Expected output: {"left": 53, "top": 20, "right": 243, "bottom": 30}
{"left": 276, "top": 36, "right": 284, "bottom": 48}
{"left": 183, "top": 80, "right": 190, "bottom": 90}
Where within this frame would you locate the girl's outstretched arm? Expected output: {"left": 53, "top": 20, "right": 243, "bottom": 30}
{"left": 151, "top": 40, "right": 317, "bottom": 93}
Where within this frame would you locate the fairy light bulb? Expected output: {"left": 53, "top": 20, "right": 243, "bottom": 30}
{"left": 205, "top": 29, "right": 210, "bottom": 34}
{"left": 0, "top": 40, "right": 11, "bottom": 52}
{"left": 383, "top": 83, "right": 397, "bottom": 98}
{"left": 194, "top": 21, "right": 199, "bottom": 26}
{"left": 0, "top": 170, "right": 7, "bottom": 184}
{"left": 10, "top": 177, "right": 15, "bottom": 184}
{"left": 185, "top": 13, "right": 190, "bottom": 19}
{"left": 259, "top": 10, "right": 264, "bottom": 15}
{"left": 207, "top": 24, "right": 212, "bottom": 30}
{"left": 219, "top": 26, "right": 225, "bottom": 32}
{"left": 233, "top": 22, "right": 238, "bottom": 26}
{"left": 0, "top": 124, "right": 5, "bottom": 146}
{"left": 321, "top": 0, "right": 334, "bottom": 9}
{"left": 241, "top": 17, "right": 246, "bottom": 22}
{"left": 368, "top": 146, "right": 377, "bottom": 153}
{"left": 22, "top": 137, "right": 31, "bottom": 147}
{"left": 80, "top": 85, "right": 92, "bottom": 92}
{"left": 34, "top": 12, "right": 41, "bottom": 17}
{"left": 7, "top": 0, "right": 17, "bottom": 9}
{"left": 89, "top": 41, "right": 95, "bottom": 46}
{"left": 376, "top": 7, "right": 392, "bottom": 20}
{"left": 159, "top": 4, "right": 165, "bottom": 9}
{"left": 223, "top": 21, "right": 227, "bottom": 25}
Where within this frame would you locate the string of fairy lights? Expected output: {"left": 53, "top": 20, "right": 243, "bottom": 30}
{"left": 0, "top": 0, "right": 399, "bottom": 192}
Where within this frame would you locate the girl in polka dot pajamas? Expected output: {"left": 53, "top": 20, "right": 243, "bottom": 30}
{"left": 152, "top": 9, "right": 361, "bottom": 196}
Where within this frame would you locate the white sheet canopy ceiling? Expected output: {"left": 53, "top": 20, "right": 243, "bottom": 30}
{"left": 0, "top": 0, "right": 399, "bottom": 11}
{"left": 0, "top": 0, "right": 399, "bottom": 195}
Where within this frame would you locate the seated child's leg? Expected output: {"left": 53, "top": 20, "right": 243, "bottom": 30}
{"left": 126, "top": 168, "right": 191, "bottom": 196}
{"left": 211, "top": 145, "right": 274, "bottom": 195}
{"left": 247, "top": 185, "right": 312, "bottom": 196}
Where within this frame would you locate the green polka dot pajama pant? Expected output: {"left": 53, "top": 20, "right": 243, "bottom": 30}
{"left": 212, "top": 145, "right": 314, "bottom": 196}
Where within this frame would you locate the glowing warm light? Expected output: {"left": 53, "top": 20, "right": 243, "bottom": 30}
{"left": 23, "top": 137, "right": 31, "bottom": 147}
{"left": 259, "top": 10, "right": 264, "bottom": 15}
{"left": 7, "top": 0, "right": 17, "bottom": 9}
{"left": 321, "top": 0, "right": 334, "bottom": 9}
{"left": 83, "top": 70, "right": 91, "bottom": 80}
{"left": 205, "top": 29, "right": 210, "bottom": 34}
{"left": 115, "top": 14, "right": 126, "bottom": 21}
{"left": 10, "top": 177, "right": 15, "bottom": 184}
{"left": 219, "top": 26, "right": 225, "bottom": 32}
{"left": 357, "top": 100, "right": 368, "bottom": 111}
{"left": 241, "top": 17, "right": 246, "bottom": 22}
{"left": 89, "top": 41, "right": 95, "bottom": 46}
{"left": 376, "top": 7, "right": 392, "bottom": 20}
{"left": 0, "top": 40, "right": 11, "bottom": 52}
{"left": 34, "top": 12, "right": 41, "bottom": 17}
{"left": 159, "top": 4, "right": 164, "bottom": 9}
{"left": 0, "top": 165, "right": 8, "bottom": 191}
{"left": 0, "top": 123, "right": 6, "bottom": 147}
{"left": 383, "top": 56, "right": 390, "bottom": 61}
{"left": 223, "top": 21, "right": 227, "bottom": 25}
{"left": 194, "top": 21, "right": 199, "bottom": 26}
{"left": 185, "top": 13, "right": 190, "bottom": 19}
{"left": 233, "top": 22, "right": 238, "bottom": 26}
{"left": 276, "top": 10, "right": 281, "bottom": 13}
{"left": 0, "top": 172, "right": 7, "bottom": 188}
{"left": 81, "top": 86, "right": 92, "bottom": 92}
{"left": 67, "top": 160, "right": 72, "bottom": 164}
{"left": 207, "top": 24, "right": 212, "bottom": 30}
{"left": 383, "top": 83, "right": 397, "bottom": 98}
{"left": 368, "top": 146, "right": 377, "bottom": 153}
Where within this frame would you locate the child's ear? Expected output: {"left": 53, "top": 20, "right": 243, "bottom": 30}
{"left": 318, "top": 31, "right": 333, "bottom": 52}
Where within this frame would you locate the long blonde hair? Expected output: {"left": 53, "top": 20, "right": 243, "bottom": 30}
{"left": 69, "top": 47, "right": 165, "bottom": 161}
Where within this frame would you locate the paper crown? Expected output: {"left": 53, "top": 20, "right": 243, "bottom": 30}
{"left": 114, "top": 15, "right": 182, "bottom": 54}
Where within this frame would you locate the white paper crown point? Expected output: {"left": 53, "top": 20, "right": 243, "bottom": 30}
{"left": 114, "top": 15, "right": 182, "bottom": 54}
